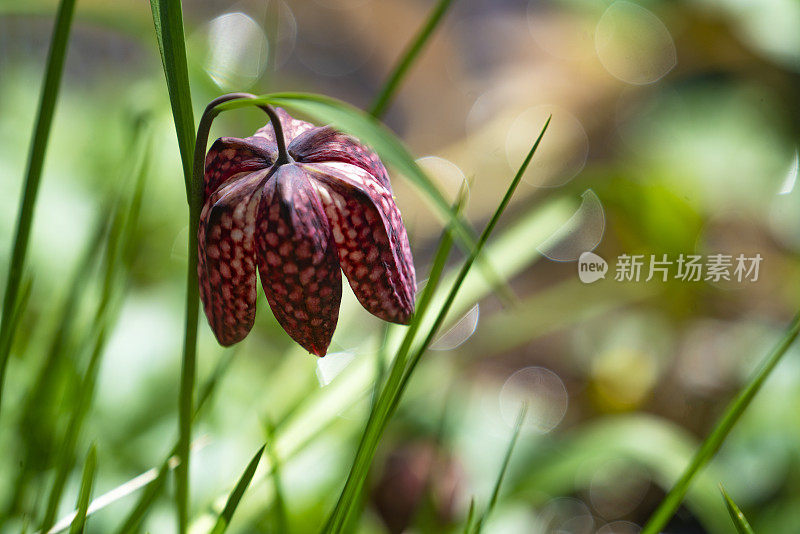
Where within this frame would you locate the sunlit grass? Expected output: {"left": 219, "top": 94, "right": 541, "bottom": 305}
{"left": 1, "top": 0, "right": 799, "bottom": 532}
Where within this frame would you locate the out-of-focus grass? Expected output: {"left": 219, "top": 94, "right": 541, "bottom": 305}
{"left": 1, "top": 0, "right": 800, "bottom": 533}
{"left": 0, "top": 0, "right": 77, "bottom": 414}
{"left": 209, "top": 445, "right": 265, "bottom": 534}
{"left": 69, "top": 445, "right": 97, "bottom": 534}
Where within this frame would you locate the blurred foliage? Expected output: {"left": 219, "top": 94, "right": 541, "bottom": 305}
{"left": 1, "top": 0, "right": 800, "bottom": 533}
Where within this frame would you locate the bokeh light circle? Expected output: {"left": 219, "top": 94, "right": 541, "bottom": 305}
{"left": 499, "top": 366, "right": 568, "bottom": 433}
{"left": 538, "top": 497, "right": 594, "bottom": 534}
{"left": 416, "top": 156, "right": 469, "bottom": 205}
{"left": 589, "top": 459, "right": 650, "bottom": 519}
{"left": 595, "top": 2, "right": 676, "bottom": 85}
{"left": 505, "top": 104, "right": 589, "bottom": 188}
{"left": 430, "top": 304, "right": 480, "bottom": 351}
{"left": 204, "top": 12, "right": 269, "bottom": 90}
{"left": 596, "top": 521, "right": 641, "bottom": 534}
{"left": 263, "top": 0, "right": 298, "bottom": 70}
{"left": 537, "top": 189, "right": 605, "bottom": 262}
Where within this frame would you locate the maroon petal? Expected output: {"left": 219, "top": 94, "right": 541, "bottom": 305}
{"left": 301, "top": 162, "right": 416, "bottom": 324}
{"left": 289, "top": 126, "right": 391, "bottom": 189}
{"left": 198, "top": 170, "right": 267, "bottom": 346}
{"left": 252, "top": 107, "right": 316, "bottom": 146}
{"left": 203, "top": 137, "right": 275, "bottom": 200}
{"left": 256, "top": 164, "right": 342, "bottom": 356}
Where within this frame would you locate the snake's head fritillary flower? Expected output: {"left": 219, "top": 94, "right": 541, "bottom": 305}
{"left": 198, "top": 107, "right": 416, "bottom": 356}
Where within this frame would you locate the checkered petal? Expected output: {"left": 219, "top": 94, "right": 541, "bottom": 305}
{"left": 301, "top": 161, "right": 416, "bottom": 324}
{"left": 198, "top": 170, "right": 267, "bottom": 346}
{"left": 256, "top": 164, "right": 343, "bottom": 356}
{"left": 203, "top": 137, "right": 275, "bottom": 200}
{"left": 289, "top": 126, "right": 391, "bottom": 189}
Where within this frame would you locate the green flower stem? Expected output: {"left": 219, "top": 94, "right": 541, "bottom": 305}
{"left": 177, "top": 189, "right": 200, "bottom": 534}
{"left": 0, "top": 0, "right": 77, "bottom": 414}
{"left": 178, "top": 93, "right": 274, "bottom": 533}
{"left": 149, "top": 0, "right": 197, "bottom": 528}
{"left": 642, "top": 312, "right": 800, "bottom": 534}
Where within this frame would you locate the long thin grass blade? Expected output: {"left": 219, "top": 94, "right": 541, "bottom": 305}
{"left": 461, "top": 498, "right": 475, "bottom": 534}
{"left": 7, "top": 274, "right": 34, "bottom": 353}
{"left": 720, "top": 485, "right": 755, "bottom": 534}
{"left": 322, "top": 189, "right": 466, "bottom": 534}
{"left": 472, "top": 405, "right": 527, "bottom": 534}
{"left": 148, "top": 1, "right": 198, "bottom": 532}
{"left": 46, "top": 439, "right": 210, "bottom": 534}
{"left": 0, "top": 0, "right": 77, "bottom": 414}
{"left": 115, "top": 353, "right": 234, "bottom": 534}
{"left": 264, "top": 420, "right": 288, "bottom": 533}
{"left": 149, "top": 0, "right": 195, "bottom": 189}
{"left": 642, "top": 313, "right": 800, "bottom": 534}
{"left": 322, "top": 118, "right": 551, "bottom": 534}
{"left": 370, "top": 0, "right": 456, "bottom": 118}
{"left": 68, "top": 446, "right": 97, "bottom": 534}
{"left": 39, "top": 325, "right": 107, "bottom": 532}
{"left": 393, "top": 117, "right": 552, "bottom": 407}
{"left": 209, "top": 445, "right": 266, "bottom": 534}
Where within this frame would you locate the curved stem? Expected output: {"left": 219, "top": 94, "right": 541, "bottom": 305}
{"left": 192, "top": 94, "right": 288, "bottom": 205}
{"left": 191, "top": 93, "right": 261, "bottom": 205}
{"left": 260, "top": 104, "right": 291, "bottom": 165}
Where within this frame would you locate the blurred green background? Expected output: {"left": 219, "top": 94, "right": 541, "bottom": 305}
{"left": 1, "top": 0, "right": 800, "bottom": 532}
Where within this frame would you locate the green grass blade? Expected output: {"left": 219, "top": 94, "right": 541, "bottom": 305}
{"left": 370, "top": 0, "right": 456, "bottom": 118}
{"left": 720, "top": 485, "right": 755, "bottom": 534}
{"left": 322, "top": 118, "right": 550, "bottom": 534}
{"left": 149, "top": 0, "right": 195, "bottom": 189}
{"left": 7, "top": 222, "right": 102, "bottom": 516}
{"left": 8, "top": 273, "right": 34, "bottom": 349}
{"left": 115, "top": 352, "right": 235, "bottom": 534}
{"left": 472, "top": 405, "right": 527, "bottom": 534}
{"left": 392, "top": 117, "right": 552, "bottom": 409}
{"left": 642, "top": 313, "right": 800, "bottom": 534}
{"left": 148, "top": 1, "right": 198, "bottom": 531}
{"left": 264, "top": 420, "right": 288, "bottom": 533}
{"left": 322, "top": 190, "right": 466, "bottom": 534}
{"left": 209, "top": 445, "right": 266, "bottom": 534}
{"left": 39, "top": 325, "right": 107, "bottom": 532}
{"left": 0, "top": 0, "right": 77, "bottom": 414}
{"left": 115, "top": 458, "right": 171, "bottom": 534}
{"left": 461, "top": 498, "right": 475, "bottom": 534}
{"left": 69, "top": 445, "right": 97, "bottom": 534}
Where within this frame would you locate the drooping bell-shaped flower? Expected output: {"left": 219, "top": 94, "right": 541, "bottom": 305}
{"left": 198, "top": 108, "right": 416, "bottom": 356}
